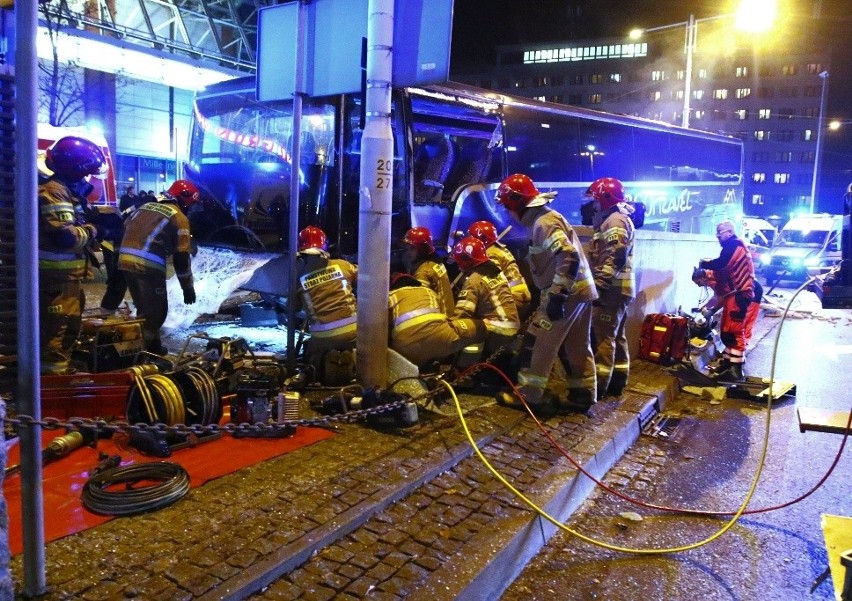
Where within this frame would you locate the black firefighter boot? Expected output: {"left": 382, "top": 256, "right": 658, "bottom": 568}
{"left": 607, "top": 371, "right": 628, "bottom": 398}
{"left": 719, "top": 361, "right": 745, "bottom": 382}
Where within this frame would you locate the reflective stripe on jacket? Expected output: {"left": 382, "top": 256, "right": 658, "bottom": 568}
{"left": 38, "top": 179, "right": 95, "bottom": 281}
{"left": 118, "top": 200, "right": 192, "bottom": 275}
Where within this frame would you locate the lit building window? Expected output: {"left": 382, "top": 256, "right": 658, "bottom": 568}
{"left": 675, "top": 90, "right": 684, "bottom": 100}
{"left": 736, "top": 88, "right": 751, "bottom": 99}
{"left": 713, "top": 89, "right": 728, "bottom": 99}
{"left": 650, "top": 90, "right": 661, "bottom": 101}
{"left": 522, "top": 42, "right": 648, "bottom": 64}
{"left": 753, "top": 173, "right": 766, "bottom": 183}
{"left": 758, "top": 109, "right": 771, "bottom": 119}
{"left": 736, "top": 66, "right": 749, "bottom": 78}
{"left": 782, "top": 64, "right": 797, "bottom": 76}
{"left": 590, "top": 74, "right": 604, "bottom": 84}
{"left": 693, "top": 110, "right": 705, "bottom": 120}
{"left": 751, "top": 194, "right": 764, "bottom": 205}
{"left": 651, "top": 70, "right": 665, "bottom": 81}
{"left": 802, "top": 130, "right": 814, "bottom": 141}
{"left": 774, "top": 173, "right": 790, "bottom": 184}
{"left": 609, "top": 73, "right": 622, "bottom": 83}
{"left": 753, "top": 130, "right": 769, "bottom": 141}
{"left": 734, "top": 109, "right": 749, "bottom": 120}
{"left": 692, "top": 89, "right": 704, "bottom": 100}
{"left": 676, "top": 69, "right": 685, "bottom": 80}
{"left": 589, "top": 93, "right": 602, "bottom": 104}
{"left": 806, "top": 63, "right": 822, "bottom": 75}
{"left": 697, "top": 68, "right": 709, "bottom": 79}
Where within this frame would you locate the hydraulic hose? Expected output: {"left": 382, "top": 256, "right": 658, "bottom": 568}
{"left": 81, "top": 461, "right": 190, "bottom": 516}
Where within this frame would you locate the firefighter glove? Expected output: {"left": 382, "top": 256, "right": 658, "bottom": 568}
{"left": 546, "top": 290, "right": 568, "bottom": 321}
{"left": 183, "top": 286, "right": 197, "bottom": 305}
{"left": 83, "top": 223, "right": 100, "bottom": 241}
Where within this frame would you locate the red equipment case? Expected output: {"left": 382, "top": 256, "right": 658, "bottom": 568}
{"left": 40, "top": 371, "right": 134, "bottom": 420}
{"left": 638, "top": 313, "right": 689, "bottom": 365}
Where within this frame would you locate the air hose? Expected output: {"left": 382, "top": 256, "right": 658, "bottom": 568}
{"left": 81, "top": 461, "right": 190, "bottom": 516}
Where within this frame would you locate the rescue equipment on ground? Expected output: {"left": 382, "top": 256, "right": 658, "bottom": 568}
{"left": 314, "top": 388, "right": 418, "bottom": 428}
{"left": 74, "top": 317, "right": 145, "bottom": 373}
{"left": 81, "top": 461, "right": 190, "bottom": 516}
{"left": 638, "top": 313, "right": 690, "bottom": 365}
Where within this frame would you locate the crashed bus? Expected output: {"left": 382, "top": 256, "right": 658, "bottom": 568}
{"left": 184, "top": 76, "right": 744, "bottom": 296}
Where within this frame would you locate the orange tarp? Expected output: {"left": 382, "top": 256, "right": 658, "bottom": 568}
{"left": 3, "top": 425, "right": 334, "bottom": 556}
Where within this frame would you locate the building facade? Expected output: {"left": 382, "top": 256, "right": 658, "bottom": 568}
{"left": 453, "top": 23, "right": 832, "bottom": 220}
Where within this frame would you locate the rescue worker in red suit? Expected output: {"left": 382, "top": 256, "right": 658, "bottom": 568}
{"left": 295, "top": 226, "right": 358, "bottom": 369}
{"left": 495, "top": 174, "right": 599, "bottom": 413}
{"left": 451, "top": 236, "right": 521, "bottom": 361}
{"left": 388, "top": 272, "right": 482, "bottom": 366}
{"left": 38, "top": 136, "right": 105, "bottom": 374}
{"left": 693, "top": 219, "right": 755, "bottom": 380}
{"left": 118, "top": 180, "right": 199, "bottom": 355}
{"left": 402, "top": 226, "right": 455, "bottom": 315}
{"left": 586, "top": 178, "right": 635, "bottom": 399}
{"left": 466, "top": 220, "right": 532, "bottom": 319}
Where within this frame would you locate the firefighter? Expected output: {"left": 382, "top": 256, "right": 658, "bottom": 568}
{"left": 388, "top": 272, "right": 482, "bottom": 366}
{"left": 38, "top": 136, "right": 106, "bottom": 374}
{"left": 692, "top": 219, "right": 755, "bottom": 380}
{"left": 295, "top": 226, "right": 358, "bottom": 371}
{"left": 467, "top": 220, "right": 532, "bottom": 319}
{"left": 494, "top": 173, "right": 599, "bottom": 413}
{"left": 451, "top": 236, "right": 520, "bottom": 356}
{"left": 585, "top": 177, "right": 635, "bottom": 399}
{"left": 401, "top": 226, "right": 455, "bottom": 314}
{"left": 118, "top": 180, "right": 199, "bottom": 355}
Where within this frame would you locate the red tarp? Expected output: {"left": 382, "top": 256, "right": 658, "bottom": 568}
{"left": 3, "top": 425, "right": 334, "bottom": 556}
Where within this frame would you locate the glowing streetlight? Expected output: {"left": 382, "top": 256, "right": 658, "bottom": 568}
{"left": 629, "top": 0, "right": 777, "bottom": 128}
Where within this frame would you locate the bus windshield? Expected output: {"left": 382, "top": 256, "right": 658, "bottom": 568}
{"left": 185, "top": 85, "right": 336, "bottom": 251}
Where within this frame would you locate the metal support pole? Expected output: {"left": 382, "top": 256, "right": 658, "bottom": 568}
{"left": 810, "top": 70, "right": 829, "bottom": 214}
{"left": 286, "top": 0, "right": 307, "bottom": 370}
{"left": 682, "top": 14, "right": 695, "bottom": 128}
{"left": 356, "top": 0, "right": 394, "bottom": 387}
{"left": 15, "top": 0, "right": 48, "bottom": 595}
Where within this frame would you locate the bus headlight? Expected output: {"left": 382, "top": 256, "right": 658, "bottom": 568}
{"left": 803, "top": 256, "right": 819, "bottom": 267}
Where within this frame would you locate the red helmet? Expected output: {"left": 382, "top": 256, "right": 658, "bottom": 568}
{"left": 402, "top": 226, "right": 435, "bottom": 256}
{"left": 585, "top": 177, "right": 625, "bottom": 211}
{"left": 45, "top": 136, "right": 107, "bottom": 182}
{"left": 495, "top": 173, "right": 539, "bottom": 212}
{"left": 467, "top": 220, "right": 499, "bottom": 247}
{"left": 452, "top": 236, "right": 489, "bottom": 272}
{"left": 167, "top": 180, "right": 200, "bottom": 209}
{"left": 298, "top": 225, "right": 328, "bottom": 255}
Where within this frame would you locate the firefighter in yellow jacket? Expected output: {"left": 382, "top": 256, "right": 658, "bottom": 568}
{"left": 495, "top": 174, "right": 599, "bottom": 413}
{"left": 296, "top": 226, "right": 358, "bottom": 369}
{"left": 118, "top": 180, "right": 199, "bottom": 355}
{"left": 402, "top": 226, "right": 455, "bottom": 314}
{"left": 467, "top": 220, "right": 532, "bottom": 319}
{"left": 451, "top": 236, "right": 521, "bottom": 357}
{"left": 586, "top": 178, "right": 635, "bottom": 399}
{"left": 38, "top": 137, "right": 106, "bottom": 374}
{"left": 388, "top": 272, "right": 482, "bottom": 366}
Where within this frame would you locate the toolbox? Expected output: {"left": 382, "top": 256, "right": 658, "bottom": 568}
{"left": 41, "top": 371, "right": 134, "bottom": 420}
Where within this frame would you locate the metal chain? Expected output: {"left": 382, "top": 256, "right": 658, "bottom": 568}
{"left": 5, "top": 399, "right": 409, "bottom": 436}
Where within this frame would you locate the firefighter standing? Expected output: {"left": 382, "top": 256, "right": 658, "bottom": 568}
{"left": 118, "top": 180, "right": 199, "bottom": 355}
{"left": 494, "top": 173, "right": 599, "bottom": 413}
{"left": 467, "top": 220, "right": 532, "bottom": 319}
{"left": 693, "top": 219, "right": 755, "bottom": 380}
{"left": 586, "top": 178, "right": 635, "bottom": 399}
{"left": 388, "top": 273, "right": 482, "bottom": 366}
{"left": 38, "top": 136, "right": 106, "bottom": 374}
{"left": 295, "top": 226, "right": 358, "bottom": 370}
{"left": 402, "top": 226, "right": 455, "bottom": 314}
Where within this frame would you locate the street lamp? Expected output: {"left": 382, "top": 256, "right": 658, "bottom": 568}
{"left": 629, "top": 0, "right": 776, "bottom": 128}
{"left": 810, "top": 70, "right": 829, "bottom": 214}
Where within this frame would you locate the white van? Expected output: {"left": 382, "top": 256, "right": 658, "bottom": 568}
{"left": 760, "top": 214, "right": 842, "bottom": 281}
{"left": 741, "top": 217, "right": 778, "bottom": 271}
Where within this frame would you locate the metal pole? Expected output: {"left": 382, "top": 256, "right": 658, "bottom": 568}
{"left": 810, "top": 70, "right": 829, "bottom": 214}
{"left": 356, "top": 0, "right": 394, "bottom": 387}
{"left": 681, "top": 14, "right": 695, "bottom": 128}
{"left": 15, "top": 0, "right": 48, "bottom": 595}
{"left": 286, "top": 1, "right": 307, "bottom": 370}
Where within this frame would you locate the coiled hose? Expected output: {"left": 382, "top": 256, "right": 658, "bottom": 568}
{"left": 82, "top": 461, "right": 190, "bottom": 516}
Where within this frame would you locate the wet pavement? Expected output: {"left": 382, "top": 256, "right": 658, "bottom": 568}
{"left": 6, "top": 279, "right": 800, "bottom": 599}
